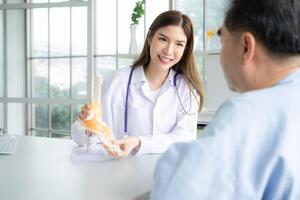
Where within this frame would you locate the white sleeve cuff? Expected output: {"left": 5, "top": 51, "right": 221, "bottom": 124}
{"left": 135, "top": 136, "right": 151, "bottom": 155}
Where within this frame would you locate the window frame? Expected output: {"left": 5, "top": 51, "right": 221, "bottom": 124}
{"left": 0, "top": 0, "right": 92, "bottom": 137}
{"left": 0, "top": 0, "right": 231, "bottom": 136}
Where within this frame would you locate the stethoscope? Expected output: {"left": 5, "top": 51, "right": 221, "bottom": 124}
{"left": 124, "top": 67, "right": 193, "bottom": 133}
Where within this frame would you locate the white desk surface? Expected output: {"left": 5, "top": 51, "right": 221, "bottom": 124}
{"left": 0, "top": 135, "right": 160, "bottom": 200}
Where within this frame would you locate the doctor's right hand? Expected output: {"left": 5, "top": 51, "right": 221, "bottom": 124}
{"left": 101, "top": 136, "right": 140, "bottom": 158}
{"left": 116, "top": 136, "right": 141, "bottom": 157}
{"left": 77, "top": 104, "right": 96, "bottom": 137}
{"left": 78, "top": 104, "right": 92, "bottom": 121}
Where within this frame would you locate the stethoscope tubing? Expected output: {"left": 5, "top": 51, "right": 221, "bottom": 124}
{"left": 124, "top": 67, "right": 193, "bottom": 133}
{"left": 124, "top": 67, "right": 135, "bottom": 133}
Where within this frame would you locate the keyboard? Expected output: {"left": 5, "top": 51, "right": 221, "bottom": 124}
{"left": 0, "top": 135, "right": 17, "bottom": 155}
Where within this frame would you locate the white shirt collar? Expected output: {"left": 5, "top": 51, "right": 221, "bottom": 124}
{"left": 130, "top": 66, "right": 145, "bottom": 84}
{"left": 130, "top": 66, "right": 178, "bottom": 87}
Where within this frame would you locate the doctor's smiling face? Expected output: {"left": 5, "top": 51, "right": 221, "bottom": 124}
{"left": 132, "top": 10, "right": 205, "bottom": 110}
{"left": 148, "top": 25, "right": 187, "bottom": 72}
{"left": 132, "top": 10, "right": 196, "bottom": 75}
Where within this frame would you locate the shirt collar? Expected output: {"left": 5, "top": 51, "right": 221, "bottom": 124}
{"left": 167, "top": 68, "right": 178, "bottom": 87}
{"left": 277, "top": 68, "right": 300, "bottom": 85}
{"left": 130, "top": 66, "right": 146, "bottom": 84}
{"left": 130, "top": 66, "right": 178, "bottom": 87}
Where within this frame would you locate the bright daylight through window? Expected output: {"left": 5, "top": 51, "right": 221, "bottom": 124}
{"left": 0, "top": 0, "right": 228, "bottom": 138}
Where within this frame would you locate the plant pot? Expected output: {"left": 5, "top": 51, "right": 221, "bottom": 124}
{"left": 129, "top": 24, "right": 139, "bottom": 54}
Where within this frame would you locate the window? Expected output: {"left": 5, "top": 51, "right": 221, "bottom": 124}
{"left": 0, "top": 0, "right": 90, "bottom": 137}
{"left": 175, "top": 0, "right": 236, "bottom": 123}
{"left": 94, "top": 0, "right": 170, "bottom": 77}
{"left": 0, "top": 0, "right": 234, "bottom": 137}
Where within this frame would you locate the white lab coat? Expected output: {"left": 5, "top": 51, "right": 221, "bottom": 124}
{"left": 71, "top": 66, "right": 199, "bottom": 154}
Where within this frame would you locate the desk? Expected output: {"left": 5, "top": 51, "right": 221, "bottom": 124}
{"left": 0, "top": 135, "right": 160, "bottom": 200}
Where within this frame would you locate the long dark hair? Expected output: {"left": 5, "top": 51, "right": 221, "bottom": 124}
{"left": 132, "top": 10, "right": 204, "bottom": 111}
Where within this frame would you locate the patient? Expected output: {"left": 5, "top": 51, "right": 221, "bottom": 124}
{"left": 150, "top": 0, "right": 300, "bottom": 199}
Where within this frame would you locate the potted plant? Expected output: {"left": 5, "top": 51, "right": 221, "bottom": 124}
{"left": 129, "top": 0, "right": 145, "bottom": 54}
{"left": 131, "top": 0, "right": 145, "bottom": 25}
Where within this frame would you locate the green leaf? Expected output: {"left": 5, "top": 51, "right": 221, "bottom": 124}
{"left": 130, "top": 0, "right": 145, "bottom": 25}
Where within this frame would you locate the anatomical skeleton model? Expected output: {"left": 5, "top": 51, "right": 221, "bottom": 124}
{"left": 75, "top": 75, "right": 122, "bottom": 156}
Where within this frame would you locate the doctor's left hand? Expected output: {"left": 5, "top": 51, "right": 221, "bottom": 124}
{"left": 116, "top": 136, "right": 141, "bottom": 157}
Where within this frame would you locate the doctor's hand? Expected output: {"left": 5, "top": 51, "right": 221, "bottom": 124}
{"left": 78, "top": 104, "right": 96, "bottom": 137}
{"left": 102, "top": 137, "right": 140, "bottom": 158}
{"left": 116, "top": 136, "right": 141, "bottom": 158}
{"left": 78, "top": 104, "right": 92, "bottom": 121}
{"left": 101, "top": 136, "right": 140, "bottom": 158}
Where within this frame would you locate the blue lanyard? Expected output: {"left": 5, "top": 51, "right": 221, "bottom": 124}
{"left": 124, "top": 67, "right": 179, "bottom": 133}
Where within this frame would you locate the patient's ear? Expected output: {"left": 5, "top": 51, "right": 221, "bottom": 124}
{"left": 241, "top": 32, "right": 255, "bottom": 65}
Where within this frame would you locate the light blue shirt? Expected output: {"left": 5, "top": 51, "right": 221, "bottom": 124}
{"left": 150, "top": 69, "right": 300, "bottom": 200}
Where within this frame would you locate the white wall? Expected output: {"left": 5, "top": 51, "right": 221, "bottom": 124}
{"left": 7, "top": 103, "right": 26, "bottom": 135}
{"left": 0, "top": 10, "right": 3, "bottom": 129}
{"left": 0, "top": 104, "right": 3, "bottom": 129}
{"left": 6, "top": 9, "right": 26, "bottom": 134}
{"left": 7, "top": 10, "right": 26, "bottom": 98}
{"left": 0, "top": 10, "right": 3, "bottom": 98}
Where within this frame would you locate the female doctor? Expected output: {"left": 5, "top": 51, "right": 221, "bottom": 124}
{"left": 72, "top": 10, "right": 204, "bottom": 157}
